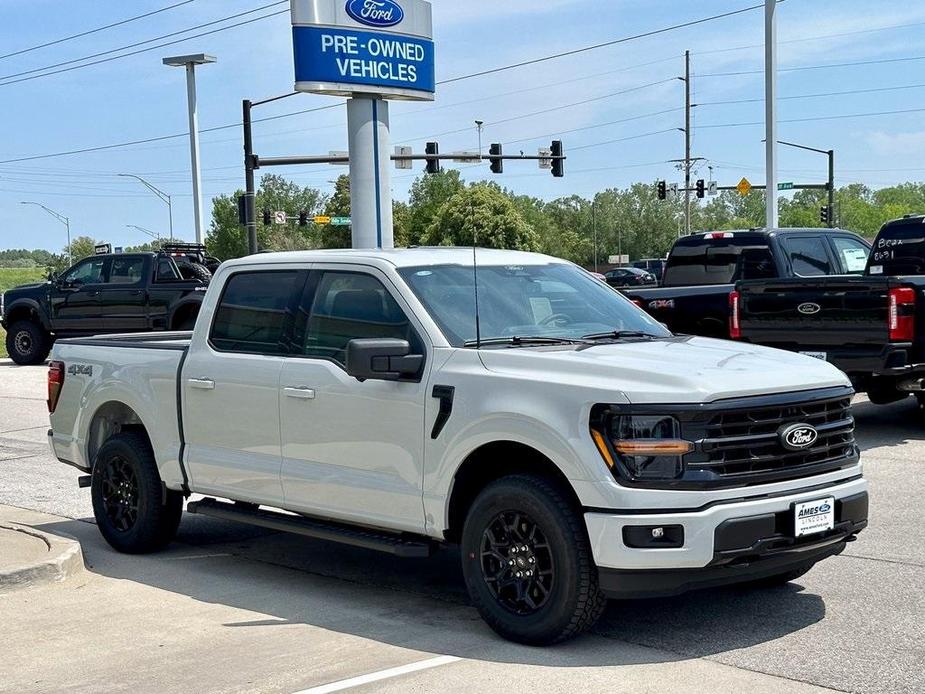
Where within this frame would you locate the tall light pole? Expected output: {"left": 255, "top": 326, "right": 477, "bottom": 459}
{"left": 119, "top": 173, "right": 173, "bottom": 241}
{"left": 764, "top": 0, "right": 779, "bottom": 229}
{"left": 777, "top": 140, "right": 836, "bottom": 227}
{"left": 20, "top": 201, "right": 71, "bottom": 264}
{"left": 475, "top": 120, "right": 484, "bottom": 156}
{"left": 163, "top": 53, "right": 217, "bottom": 245}
{"left": 126, "top": 224, "right": 159, "bottom": 240}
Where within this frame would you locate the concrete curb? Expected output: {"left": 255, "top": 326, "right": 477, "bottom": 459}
{"left": 0, "top": 523, "right": 84, "bottom": 592}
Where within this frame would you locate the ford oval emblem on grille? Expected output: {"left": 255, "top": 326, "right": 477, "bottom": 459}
{"left": 779, "top": 423, "right": 819, "bottom": 451}
{"left": 798, "top": 302, "right": 822, "bottom": 315}
{"left": 345, "top": 0, "right": 404, "bottom": 27}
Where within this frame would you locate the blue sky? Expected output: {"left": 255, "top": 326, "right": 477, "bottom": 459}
{"left": 2, "top": 0, "right": 924, "bottom": 252}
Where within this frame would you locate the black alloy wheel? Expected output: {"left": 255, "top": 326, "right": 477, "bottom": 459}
{"left": 480, "top": 510, "right": 555, "bottom": 615}
{"left": 99, "top": 455, "right": 139, "bottom": 532}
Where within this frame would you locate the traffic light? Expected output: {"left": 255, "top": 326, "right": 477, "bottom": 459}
{"left": 488, "top": 143, "right": 503, "bottom": 174}
{"left": 425, "top": 142, "right": 441, "bottom": 174}
{"left": 299, "top": 210, "right": 308, "bottom": 227}
{"left": 696, "top": 179, "right": 705, "bottom": 199}
{"left": 550, "top": 140, "right": 564, "bottom": 178}
{"left": 820, "top": 205, "right": 830, "bottom": 224}
{"left": 237, "top": 195, "right": 247, "bottom": 225}
{"left": 262, "top": 209, "right": 271, "bottom": 226}
{"left": 657, "top": 180, "right": 667, "bottom": 200}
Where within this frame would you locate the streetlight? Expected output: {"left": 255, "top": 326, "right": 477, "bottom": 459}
{"left": 475, "top": 120, "right": 484, "bottom": 156}
{"left": 119, "top": 174, "right": 173, "bottom": 240}
{"left": 20, "top": 202, "right": 71, "bottom": 264}
{"left": 777, "top": 140, "right": 835, "bottom": 228}
{"left": 163, "top": 53, "right": 217, "bottom": 245}
{"left": 126, "top": 224, "right": 159, "bottom": 240}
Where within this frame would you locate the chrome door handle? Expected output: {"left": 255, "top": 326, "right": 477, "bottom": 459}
{"left": 188, "top": 378, "right": 215, "bottom": 390}
{"left": 283, "top": 386, "right": 315, "bottom": 400}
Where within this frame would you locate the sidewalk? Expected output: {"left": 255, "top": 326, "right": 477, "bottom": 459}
{"left": 0, "top": 507, "right": 84, "bottom": 592}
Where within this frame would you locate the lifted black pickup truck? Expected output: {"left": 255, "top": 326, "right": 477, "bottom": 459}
{"left": 2, "top": 250, "right": 208, "bottom": 365}
{"left": 623, "top": 228, "right": 870, "bottom": 338}
{"left": 734, "top": 215, "right": 925, "bottom": 406}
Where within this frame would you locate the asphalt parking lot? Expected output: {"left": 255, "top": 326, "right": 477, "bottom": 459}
{"left": 1, "top": 360, "right": 923, "bottom": 694}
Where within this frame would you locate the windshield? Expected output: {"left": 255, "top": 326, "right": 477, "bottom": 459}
{"left": 398, "top": 262, "right": 671, "bottom": 346}
{"left": 869, "top": 222, "right": 925, "bottom": 275}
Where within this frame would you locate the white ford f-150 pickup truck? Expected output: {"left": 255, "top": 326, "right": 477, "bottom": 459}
{"left": 47, "top": 248, "right": 868, "bottom": 644}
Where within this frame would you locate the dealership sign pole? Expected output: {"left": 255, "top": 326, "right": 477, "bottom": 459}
{"left": 290, "top": 0, "right": 435, "bottom": 249}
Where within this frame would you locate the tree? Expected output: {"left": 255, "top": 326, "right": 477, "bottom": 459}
{"left": 406, "top": 170, "right": 464, "bottom": 245}
{"left": 322, "top": 174, "right": 353, "bottom": 248}
{"left": 422, "top": 183, "right": 538, "bottom": 250}
{"left": 67, "top": 236, "right": 101, "bottom": 262}
{"left": 207, "top": 175, "right": 327, "bottom": 260}
{"left": 124, "top": 238, "right": 173, "bottom": 253}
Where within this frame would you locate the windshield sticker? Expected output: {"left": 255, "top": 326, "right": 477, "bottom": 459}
{"left": 869, "top": 265, "right": 883, "bottom": 274}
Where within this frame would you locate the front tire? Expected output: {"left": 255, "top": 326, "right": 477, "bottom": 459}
{"left": 91, "top": 432, "right": 182, "bottom": 554}
{"left": 5, "top": 319, "right": 50, "bottom": 365}
{"left": 461, "top": 475, "right": 606, "bottom": 645}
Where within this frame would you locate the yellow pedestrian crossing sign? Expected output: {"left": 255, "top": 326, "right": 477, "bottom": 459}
{"left": 736, "top": 178, "right": 752, "bottom": 196}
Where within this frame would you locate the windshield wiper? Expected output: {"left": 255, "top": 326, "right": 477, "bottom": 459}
{"left": 464, "top": 335, "right": 587, "bottom": 348}
{"left": 580, "top": 330, "right": 663, "bottom": 341}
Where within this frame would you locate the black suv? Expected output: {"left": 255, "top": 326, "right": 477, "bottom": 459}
{"left": 2, "top": 247, "right": 214, "bottom": 365}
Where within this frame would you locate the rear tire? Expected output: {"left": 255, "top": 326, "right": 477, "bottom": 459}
{"left": 460, "top": 474, "right": 606, "bottom": 645}
{"left": 5, "top": 319, "right": 50, "bottom": 365}
{"left": 175, "top": 260, "right": 212, "bottom": 283}
{"left": 91, "top": 432, "right": 182, "bottom": 554}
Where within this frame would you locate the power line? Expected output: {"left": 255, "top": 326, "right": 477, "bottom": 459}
{"left": 697, "top": 82, "right": 925, "bottom": 106}
{"left": 0, "top": 3, "right": 289, "bottom": 87}
{"left": 700, "top": 54, "right": 925, "bottom": 77}
{"left": 439, "top": 2, "right": 773, "bottom": 85}
{"left": 0, "top": 0, "right": 198, "bottom": 61}
{"left": 697, "top": 107, "right": 925, "bottom": 129}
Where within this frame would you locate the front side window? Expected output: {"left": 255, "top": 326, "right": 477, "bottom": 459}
{"left": 299, "top": 271, "right": 418, "bottom": 364}
{"left": 62, "top": 258, "right": 106, "bottom": 286}
{"left": 783, "top": 237, "right": 833, "bottom": 276}
{"left": 399, "top": 263, "right": 670, "bottom": 346}
{"left": 210, "top": 271, "right": 300, "bottom": 354}
{"left": 108, "top": 256, "right": 146, "bottom": 285}
{"left": 831, "top": 237, "right": 870, "bottom": 274}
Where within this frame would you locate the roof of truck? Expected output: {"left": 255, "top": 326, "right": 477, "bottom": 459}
{"left": 227, "top": 247, "right": 570, "bottom": 269}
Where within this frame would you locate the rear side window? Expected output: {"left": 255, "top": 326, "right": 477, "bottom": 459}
{"left": 662, "top": 237, "right": 773, "bottom": 286}
{"left": 108, "top": 257, "right": 145, "bottom": 285}
{"left": 782, "top": 237, "right": 833, "bottom": 276}
{"left": 210, "top": 271, "right": 300, "bottom": 354}
{"left": 869, "top": 222, "right": 925, "bottom": 275}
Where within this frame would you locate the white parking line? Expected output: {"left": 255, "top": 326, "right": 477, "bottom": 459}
{"left": 292, "top": 655, "right": 462, "bottom": 694}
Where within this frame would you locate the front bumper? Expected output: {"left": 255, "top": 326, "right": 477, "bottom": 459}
{"left": 585, "top": 476, "right": 867, "bottom": 597}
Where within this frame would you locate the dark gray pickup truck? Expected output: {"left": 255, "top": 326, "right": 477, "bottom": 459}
{"left": 734, "top": 215, "right": 925, "bottom": 406}
{"left": 623, "top": 228, "right": 871, "bottom": 338}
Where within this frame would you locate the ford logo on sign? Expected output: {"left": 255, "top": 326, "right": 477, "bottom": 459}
{"left": 346, "top": 0, "right": 404, "bottom": 27}
{"left": 798, "top": 302, "right": 822, "bottom": 315}
{"left": 779, "top": 423, "right": 819, "bottom": 451}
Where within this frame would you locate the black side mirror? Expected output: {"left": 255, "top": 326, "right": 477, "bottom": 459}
{"left": 345, "top": 338, "right": 423, "bottom": 382}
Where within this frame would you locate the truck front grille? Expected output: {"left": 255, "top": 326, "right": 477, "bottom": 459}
{"left": 683, "top": 391, "right": 856, "bottom": 485}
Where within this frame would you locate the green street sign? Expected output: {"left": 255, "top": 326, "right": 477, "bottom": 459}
{"left": 778, "top": 182, "right": 794, "bottom": 191}
{"left": 330, "top": 217, "right": 352, "bottom": 226}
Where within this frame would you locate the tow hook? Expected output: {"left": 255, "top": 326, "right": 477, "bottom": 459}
{"left": 78, "top": 475, "right": 91, "bottom": 488}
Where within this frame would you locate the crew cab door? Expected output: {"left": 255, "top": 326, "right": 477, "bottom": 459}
{"left": 181, "top": 269, "right": 304, "bottom": 506}
{"left": 99, "top": 255, "right": 149, "bottom": 332}
{"left": 49, "top": 255, "right": 108, "bottom": 333}
{"left": 278, "top": 266, "right": 430, "bottom": 533}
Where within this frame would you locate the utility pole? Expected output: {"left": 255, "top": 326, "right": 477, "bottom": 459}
{"left": 764, "top": 0, "right": 779, "bottom": 228}
{"left": 242, "top": 99, "right": 258, "bottom": 255}
{"left": 592, "top": 201, "right": 598, "bottom": 272}
{"left": 827, "top": 148, "right": 835, "bottom": 227}
{"left": 684, "top": 50, "right": 692, "bottom": 235}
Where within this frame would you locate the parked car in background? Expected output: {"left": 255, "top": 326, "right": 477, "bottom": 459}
{"left": 47, "top": 247, "right": 867, "bottom": 645}
{"left": 604, "top": 266, "right": 657, "bottom": 288}
{"left": 1, "top": 248, "right": 208, "bottom": 364}
{"left": 631, "top": 258, "right": 666, "bottom": 279}
{"left": 623, "top": 229, "right": 871, "bottom": 338}
{"left": 734, "top": 215, "right": 925, "bottom": 407}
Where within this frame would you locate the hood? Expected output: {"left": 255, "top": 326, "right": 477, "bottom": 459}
{"left": 477, "top": 336, "right": 850, "bottom": 404}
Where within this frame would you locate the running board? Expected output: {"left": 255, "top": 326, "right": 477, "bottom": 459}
{"left": 186, "top": 498, "right": 434, "bottom": 558}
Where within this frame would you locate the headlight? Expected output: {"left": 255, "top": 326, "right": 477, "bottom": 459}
{"left": 591, "top": 411, "right": 692, "bottom": 481}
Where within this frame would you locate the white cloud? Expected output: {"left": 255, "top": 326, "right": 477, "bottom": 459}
{"left": 867, "top": 130, "right": 925, "bottom": 155}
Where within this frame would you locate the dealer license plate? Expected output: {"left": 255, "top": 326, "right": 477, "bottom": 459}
{"left": 794, "top": 497, "right": 835, "bottom": 537}
{"left": 799, "top": 351, "right": 828, "bottom": 361}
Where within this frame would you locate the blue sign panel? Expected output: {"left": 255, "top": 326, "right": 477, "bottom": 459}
{"left": 293, "top": 26, "right": 435, "bottom": 96}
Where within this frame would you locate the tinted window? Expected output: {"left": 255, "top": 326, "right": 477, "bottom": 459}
{"left": 299, "top": 271, "right": 418, "bottom": 364}
{"left": 211, "top": 271, "right": 299, "bottom": 354}
{"left": 156, "top": 258, "right": 180, "bottom": 281}
{"left": 831, "top": 237, "right": 870, "bottom": 274}
{"left": 662, "top": 237, "right": 773, "bottom": 286}
{"left": 62, "top": 257, "right": 106, "bottom": 285}
{"left": 399, "top": 263, "right": 669, "bottom": 346}
{"left": 108, "top": 256, "right": 146, "bottom": 285}
{"left": 869, "top": 222, "right": 925, "bottom": 275}
{"left": 782, "top": 237, "right": 833, "bottom": 276}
